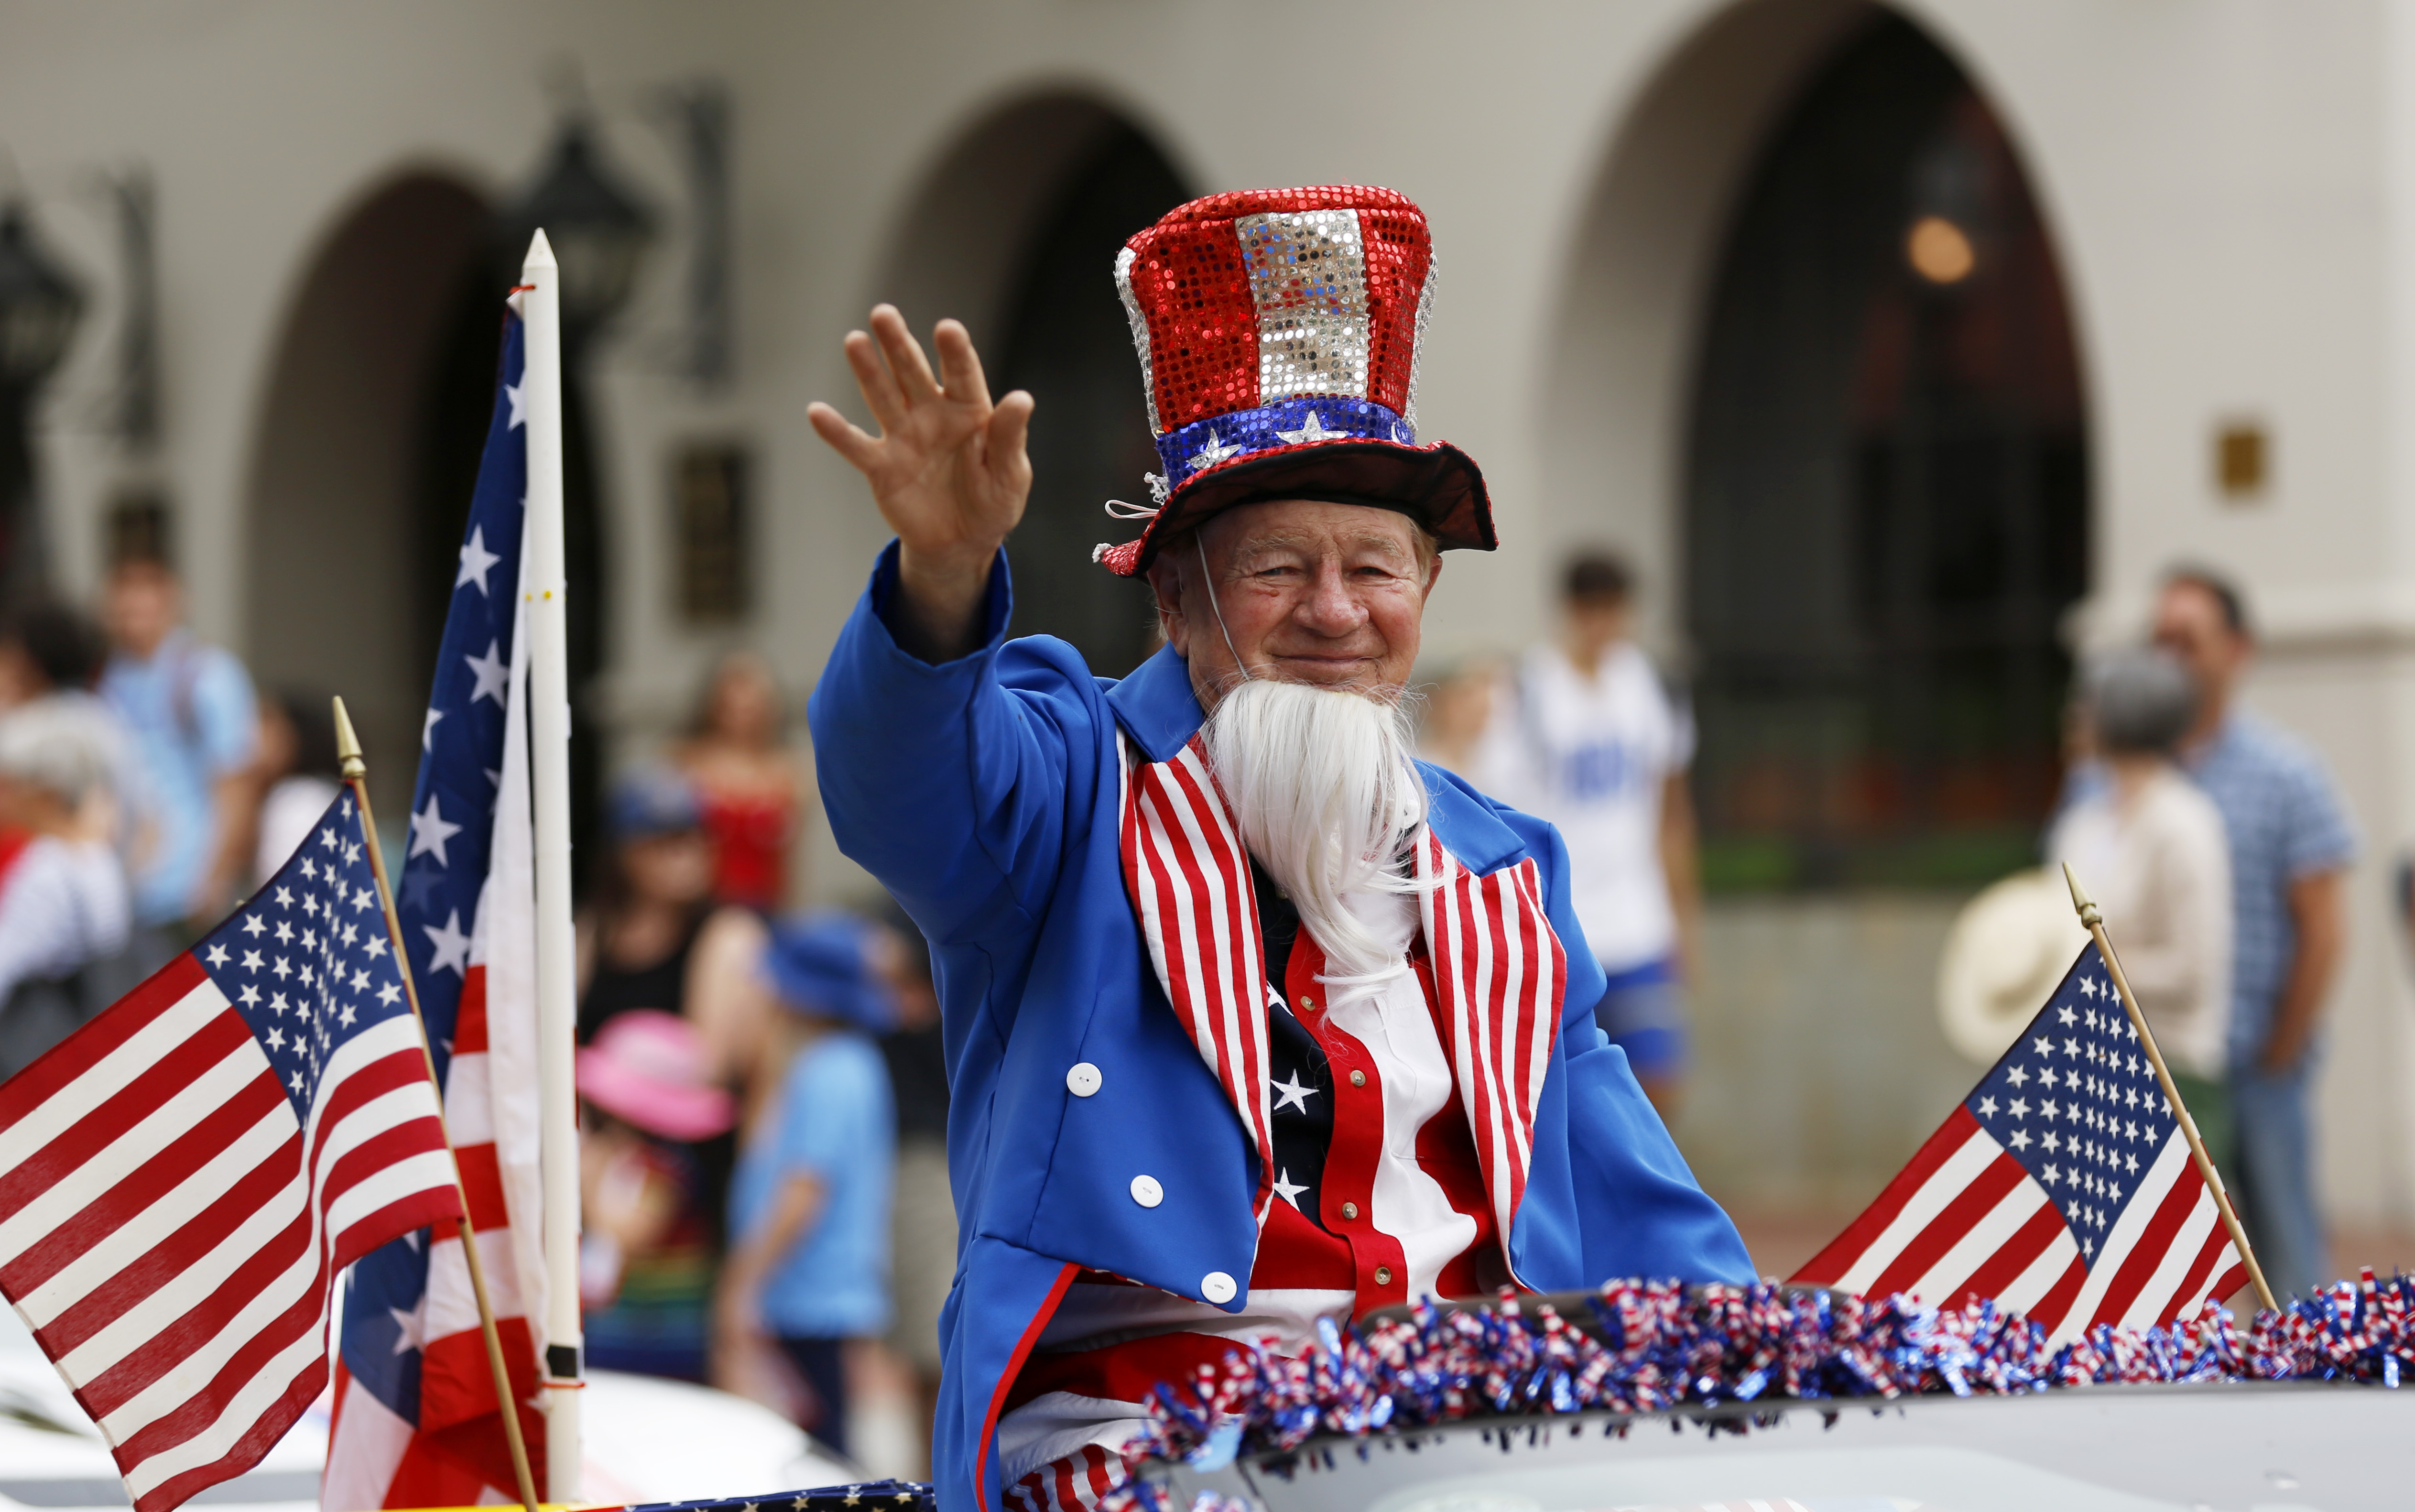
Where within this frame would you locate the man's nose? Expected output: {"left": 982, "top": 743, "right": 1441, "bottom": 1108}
{"left": 1295, "top": 564, "right": 1370, "bottom": 635}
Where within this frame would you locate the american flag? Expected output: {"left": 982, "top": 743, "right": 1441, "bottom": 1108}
{"left": 325, "top": 308, "right": 547, "bottom": 1508}
{"left": 0, "top": 787, "right": 462, "bottom": 1512}
{"left": 1791, "top": 942, "right": 2247, "bottom": 1342}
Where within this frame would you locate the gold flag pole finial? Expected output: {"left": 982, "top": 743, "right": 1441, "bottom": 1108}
{"left": 332, "top": 695, "right": 366, "bottom": 781}
{"left": 2062, "top": 862, "right": 2279, "bottom": 1315}
{"left": 329, "top": 696, "right": 543, "bottom": 1512}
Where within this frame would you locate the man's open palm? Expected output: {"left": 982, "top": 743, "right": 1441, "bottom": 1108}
{"left": 808, "top": 306, "right": 1033, "bottom": 576}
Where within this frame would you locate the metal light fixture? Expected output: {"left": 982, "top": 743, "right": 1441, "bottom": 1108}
{"left": 0, "top": 201, "right": 85, "bottom": 393}
{"left": 496, "top": 117, "right": 656, "bottom": 350}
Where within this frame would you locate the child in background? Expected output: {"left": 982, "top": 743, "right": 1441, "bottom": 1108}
{"left": 717, "top": 914, "right": 895, "bottom": 1458}
{"left": 576, "top": 1009, "right": 738, "bottom": 1381}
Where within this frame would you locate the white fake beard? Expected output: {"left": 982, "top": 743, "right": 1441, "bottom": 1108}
{"left": 1200, "top": 676, "right": 1430, "bottom": 1001}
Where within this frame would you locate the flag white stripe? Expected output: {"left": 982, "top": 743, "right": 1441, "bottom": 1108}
{"left": 0, "top": 982, "right": 227, "bottom": 1218}
{"left": 58, "top": 1172, "right": 303, "bottom": 1388}
{"left": 2045, "top": 1131, "right": 2192, "bottom": 1347}
{"left": 17, "top": 1098, "right": 293, "bottom": 1327}
{"left": 0, "top": 1035, "right": 267, "bottom": 1271}
{"left": 440, "top": 1052, "right": 493, "bottom": 1144}
{"left": 1831, "top": 1127, "right": 2001, "bottom": 1296}
{"left": 1902, "top": 1173, "right": 2049, "bottom": 1305}
{"left": 424, "top": 1221, "right": 526, "bottom": 1340}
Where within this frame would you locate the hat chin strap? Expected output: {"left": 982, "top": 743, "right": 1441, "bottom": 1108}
{"left": 1198, "top": 533, "right": 1256, "bottom": 684}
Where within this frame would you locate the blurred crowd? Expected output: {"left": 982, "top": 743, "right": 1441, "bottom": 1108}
{"left": 1427, "top": 552, "right": 2358, "bottom": 1306}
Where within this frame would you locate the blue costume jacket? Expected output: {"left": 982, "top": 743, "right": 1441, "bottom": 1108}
{"left": 809, "top": 547, "right": 1752, "bottom": 1511}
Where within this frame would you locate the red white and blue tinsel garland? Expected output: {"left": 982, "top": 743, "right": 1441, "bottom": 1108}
{"left": 1102, "top": 1272, "right": 2415, "bottom": 1512}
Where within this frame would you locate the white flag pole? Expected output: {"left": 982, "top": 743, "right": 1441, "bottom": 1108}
{"left": 522, "top": 228, "right": 584, "bottom": 1500}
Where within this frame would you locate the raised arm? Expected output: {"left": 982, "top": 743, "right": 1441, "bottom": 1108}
{"left": 806, "top": 310, "right": 1095, "bottom": 950}
{"left": 805, "top": 306, "right": 1033, "bottom": 663}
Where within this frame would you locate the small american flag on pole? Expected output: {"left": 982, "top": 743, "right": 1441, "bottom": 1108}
{"left": 0, "top": 787, "right": 462, "bottom": 1512}
{"left": 1791, "top": 941, "right": 2248, "bottom": 1343}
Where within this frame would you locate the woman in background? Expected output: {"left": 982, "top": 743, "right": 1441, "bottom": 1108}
{"left": 674, "top": 653, "right": 804, "bottom": 912}
{"left": 2046, "top": 648, "right": 2235, "bottom": 1158}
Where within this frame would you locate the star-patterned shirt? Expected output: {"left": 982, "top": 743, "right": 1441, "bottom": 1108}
{"left": 994, "top": 864, "right": 1501, "bottom": 1484}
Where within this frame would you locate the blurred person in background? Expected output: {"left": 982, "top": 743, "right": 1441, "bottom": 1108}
{"left": 2046, "top": 648, "right": 2234, "bottom": 1158}
{"left": 98, "top": 552, "right": 260, "bottom": 934}
{"left": 576, "top": 1008, "right": 739, "bottom": 1381}
{"left": 252, "top": 690, "right": 343, "bottom": 888}
{"left": 577, "top": 766, "right": 773, "bottom": 1248}
{"left": 2152, "top": 566, "right": 2355, "bottom": 1301}
{"left": 674, "top": 652, "right": 805, "bottom": 912}
{"left": 1468, "top": 550, "right": 1703, "bottom": 1115}
{"left": 0, "top": 702, "right": 133, "bottom": 1077}
{"left": 716, "top": 914, "right": 895, "bottom": 1458}
{"left": 874, "top": 899, "right": 948, "bottom": 1472}
{"left": 0, "top": 603, "right": 146, "bottom": 858}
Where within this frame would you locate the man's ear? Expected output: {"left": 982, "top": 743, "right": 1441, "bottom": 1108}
{"left": 1146, "top": 555, "right": 1191, "bottom": 657}
{"left": 1422, "top": 552, "right": 1445, "bottom": 600}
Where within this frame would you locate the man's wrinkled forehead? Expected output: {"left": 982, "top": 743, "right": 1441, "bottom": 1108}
{"left": 1206, "top": 499, "right": 1428, "bottom": 566}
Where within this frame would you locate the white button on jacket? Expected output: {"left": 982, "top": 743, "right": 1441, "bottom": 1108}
{"left": 1129, "top": 1174, "right": 1163, "bottom": 1207}
{"left": 1201, "top": 1271, "right": 1238, "bottom": 1304}
{"left": 1066, "top": 1062, "right": 1103, "bottom": 1097}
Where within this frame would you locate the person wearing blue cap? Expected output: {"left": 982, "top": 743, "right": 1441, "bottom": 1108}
{"left": 716, "top": 913, "right": 897, "bottom": 1458}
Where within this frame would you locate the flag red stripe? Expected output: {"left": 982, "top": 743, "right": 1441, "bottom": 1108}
{"left": 2089, "top": 1154, "right": 2207, "bottom": 1329}
{"left": 2026, "top": 1251, "right": 2089, "bottom": 1331}
{"left": 1944, "top": 1197, "right": 2067, "bottom": 1310}
{"left": 1791, "top": 1106, "right": 1983, "bottom": 1286}
{"left": 452, "top": 968, "right": 489, "bottom": 1055}
{"left": 39, "top": 1131, "right": 302, "bottom": 1359}
{"left": 319, "top": 1121, "right": 456, "bottom": 1240}
{"left": 0, "top": 1072, "right": 287, "bottom": 1299}
{"left": 0, "top": 957, "right": 206, "bottom": 1136}
{"left": 1865, "top": 1148, "right": 2030, "bottom": 1300}
{"left": 0, "top": 1009, "right": 254, "bottom": 1217}
{"left": 453, "top": 1142, "right": 510, "bottom": 1232}
{"left": 329, "top": 1187, "right": 463, "bottom": 1277}
{"left": 1164, "top": 756, "right": 1267, "bottom": 1153}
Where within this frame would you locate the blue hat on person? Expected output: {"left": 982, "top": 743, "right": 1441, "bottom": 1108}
{"left": 606, "top": 765, "right": 702, "bottom": 839}
{"left": 764, "top": 913, "right": 895, "bottom": 1031}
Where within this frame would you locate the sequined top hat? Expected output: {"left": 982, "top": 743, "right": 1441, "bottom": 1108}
{"left": 1092, "top": 185, "right": 1495, "bottom": 577}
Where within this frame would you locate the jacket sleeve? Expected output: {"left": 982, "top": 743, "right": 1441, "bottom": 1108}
{"left": 806, "top": 544, "right": 1100, "bottom": 950}
{"left": 1534, "top": 822, "right": 1757, "bottom": 1285}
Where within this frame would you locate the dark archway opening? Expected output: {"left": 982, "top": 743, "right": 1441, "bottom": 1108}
{"left": 1686, "top": 13, "right": 2088, "bottom": 891}
{"left": 993, "top": 126, "right": 1190, "bottom": 676}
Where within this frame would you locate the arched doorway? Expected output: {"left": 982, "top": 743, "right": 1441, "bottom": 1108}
{"left": 1685, "top": 13, "right": 2088, "bottom": 890}
{"left": 873, "top": 94, "right": 1192, "bottom": 675}
{"left": 243, "top": 172, "right": 490, "bottom": 823}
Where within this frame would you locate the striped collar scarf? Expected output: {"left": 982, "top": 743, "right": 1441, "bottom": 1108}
{"left": 1116, "top": 733, "right": 1567, "bottom": 1252}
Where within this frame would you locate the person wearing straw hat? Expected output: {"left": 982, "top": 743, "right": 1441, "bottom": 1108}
{"left": 807, "top": 186, "right": 1750, "bottom": 1512}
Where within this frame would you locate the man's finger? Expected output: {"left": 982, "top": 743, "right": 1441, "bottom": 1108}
{"left": 870, "top": 304, "right": 944, "bottom": 402}
{"left": 987, "top": 390, "right": 1035, "bottom": 486}
{"left": 933, "top": 319, "right": 995, "bottom": 410}
{"left": 843, "top": 329, "right": 908, "bottom": 434}
{"left": 807, "top": 401, "right": 883, "bottom": 475}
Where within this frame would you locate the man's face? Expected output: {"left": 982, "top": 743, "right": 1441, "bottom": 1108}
{"left": 2151, "top": 581, "right": 2249, "bottom": 703}
{"left": 1149, "top": 499, "right": 1440, "bottom": 704}
{"left": 103, "top": 564, "right": 180, "bottom": 659}
{"left": 1566, "top": 596, "right": 1632, "bottom": 661}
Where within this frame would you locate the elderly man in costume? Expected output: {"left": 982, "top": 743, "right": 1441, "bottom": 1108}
{"left": 806, "top": 187, "right": 1751, "bottom": 1512}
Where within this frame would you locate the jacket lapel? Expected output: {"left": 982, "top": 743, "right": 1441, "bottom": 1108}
{"left": 1416, "top": 830, "right": 1566, "bottom": 1250}
{"left": 1116, "top": 731, "right": 1277, "bottom": 1225}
